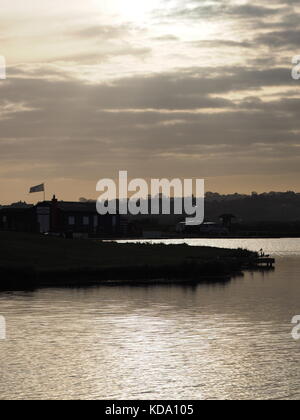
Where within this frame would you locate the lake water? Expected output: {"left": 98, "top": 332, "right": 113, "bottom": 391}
{"left": 0, "top": 238, "right": 300, "bottom": 400}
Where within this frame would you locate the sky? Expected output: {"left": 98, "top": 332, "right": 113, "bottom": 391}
{"left": 0, "top": 0, "right": 300, "bottom": 203}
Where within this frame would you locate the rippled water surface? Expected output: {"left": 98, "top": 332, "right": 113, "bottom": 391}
{"left": 1, "top": 238, "right": 300, "bottom": 400}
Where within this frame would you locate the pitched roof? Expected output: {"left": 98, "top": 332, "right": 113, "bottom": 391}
{"left": 56, "top": 201, "right": 97, "bottom": 213}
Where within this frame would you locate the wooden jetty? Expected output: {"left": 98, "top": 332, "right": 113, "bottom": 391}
{"left": 255, "top": 257, "right": 275, "bottom": 268}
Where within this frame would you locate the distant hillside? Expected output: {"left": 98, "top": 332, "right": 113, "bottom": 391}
{"left": 122, "top": 191, "right": 300, "bottom": 226}
{"left": 1, "top": 192, "right": 299, "bottom": 223}
{"left": 205, "top": 192, "right": 300, "bottom": 222}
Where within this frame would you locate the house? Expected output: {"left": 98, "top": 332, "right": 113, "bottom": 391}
{"left": 0, "top": 195, "right": 128, "bottom": 238}
{"left": 0, "top": 206, "right": 36, "bottom": 233}
{"left": 176, "top": 221, "right": 229, "bottom": 236}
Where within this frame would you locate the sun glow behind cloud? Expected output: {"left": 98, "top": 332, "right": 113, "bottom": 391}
{"left": 105, "top": 0, "right": 163, "bottom": 22}
{"left": 3, "top": 0, "right": 237, "bottom": 77}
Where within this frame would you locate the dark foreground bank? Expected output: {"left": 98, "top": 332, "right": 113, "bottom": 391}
{"left": 0, "top": 232, "right": 259, "bottom": 290}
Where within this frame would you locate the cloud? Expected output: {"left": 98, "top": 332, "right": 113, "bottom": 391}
{"left": 71, "top": 24, "right": 133, "bottom": 40}
{"left": 0, "top": 63, "right": 299, "bottom": 186}
{"left": 255, "top": 30, "right": 300, "bottom": 48}
{"left": 153, "top": 34, "right": 180, "bottom": 42}
{"left": 191, "top": 39, "right": 252, "bottom": 49}
{"left": 1, "top": 0, "right": 300, "bottom": 201}
{"left": 158, "top": 0, "right": 282, "bottom": 21}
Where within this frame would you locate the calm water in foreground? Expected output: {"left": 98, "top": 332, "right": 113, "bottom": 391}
{"left": 1, "top": 238, "right": 300, "bottom": 400}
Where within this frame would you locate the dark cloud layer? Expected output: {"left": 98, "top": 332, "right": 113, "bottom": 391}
{"left": 0, "top": 64, "right": 299, "bottom": 179}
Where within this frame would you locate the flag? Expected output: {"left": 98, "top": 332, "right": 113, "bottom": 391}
{"left": 29, "top": 183, "right": 44, "bottom": 194}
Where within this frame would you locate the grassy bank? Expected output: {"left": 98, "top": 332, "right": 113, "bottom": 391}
{"left": 0, "top": 232, "right": 257, "bottom": 289}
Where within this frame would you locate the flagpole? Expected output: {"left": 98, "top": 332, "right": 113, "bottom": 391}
{"left": 43, "top": 183, "right": 46, "bottom": 202}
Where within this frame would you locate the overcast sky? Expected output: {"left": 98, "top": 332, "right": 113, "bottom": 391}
{"left": 0, "top": 0, "right": 299, "bottom": 203}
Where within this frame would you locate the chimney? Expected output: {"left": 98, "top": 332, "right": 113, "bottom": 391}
{"left": 51, "top": 195, "right": 59, "bottom": 232}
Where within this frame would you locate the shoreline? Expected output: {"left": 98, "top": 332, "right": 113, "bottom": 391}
{"left": 0, "top": 270, "right": 235, "bottom": 291}
{"left": 107, "top": 234, "right": 300, "bottom": 241}
{"left": 0, "top": 231, "right": 269, "bottom": 291}
{"left": 0, "top": 261, "right": 243, "bottom": 291}
{"left": 0, "top": 261, "right": 270, "bottom": 292}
